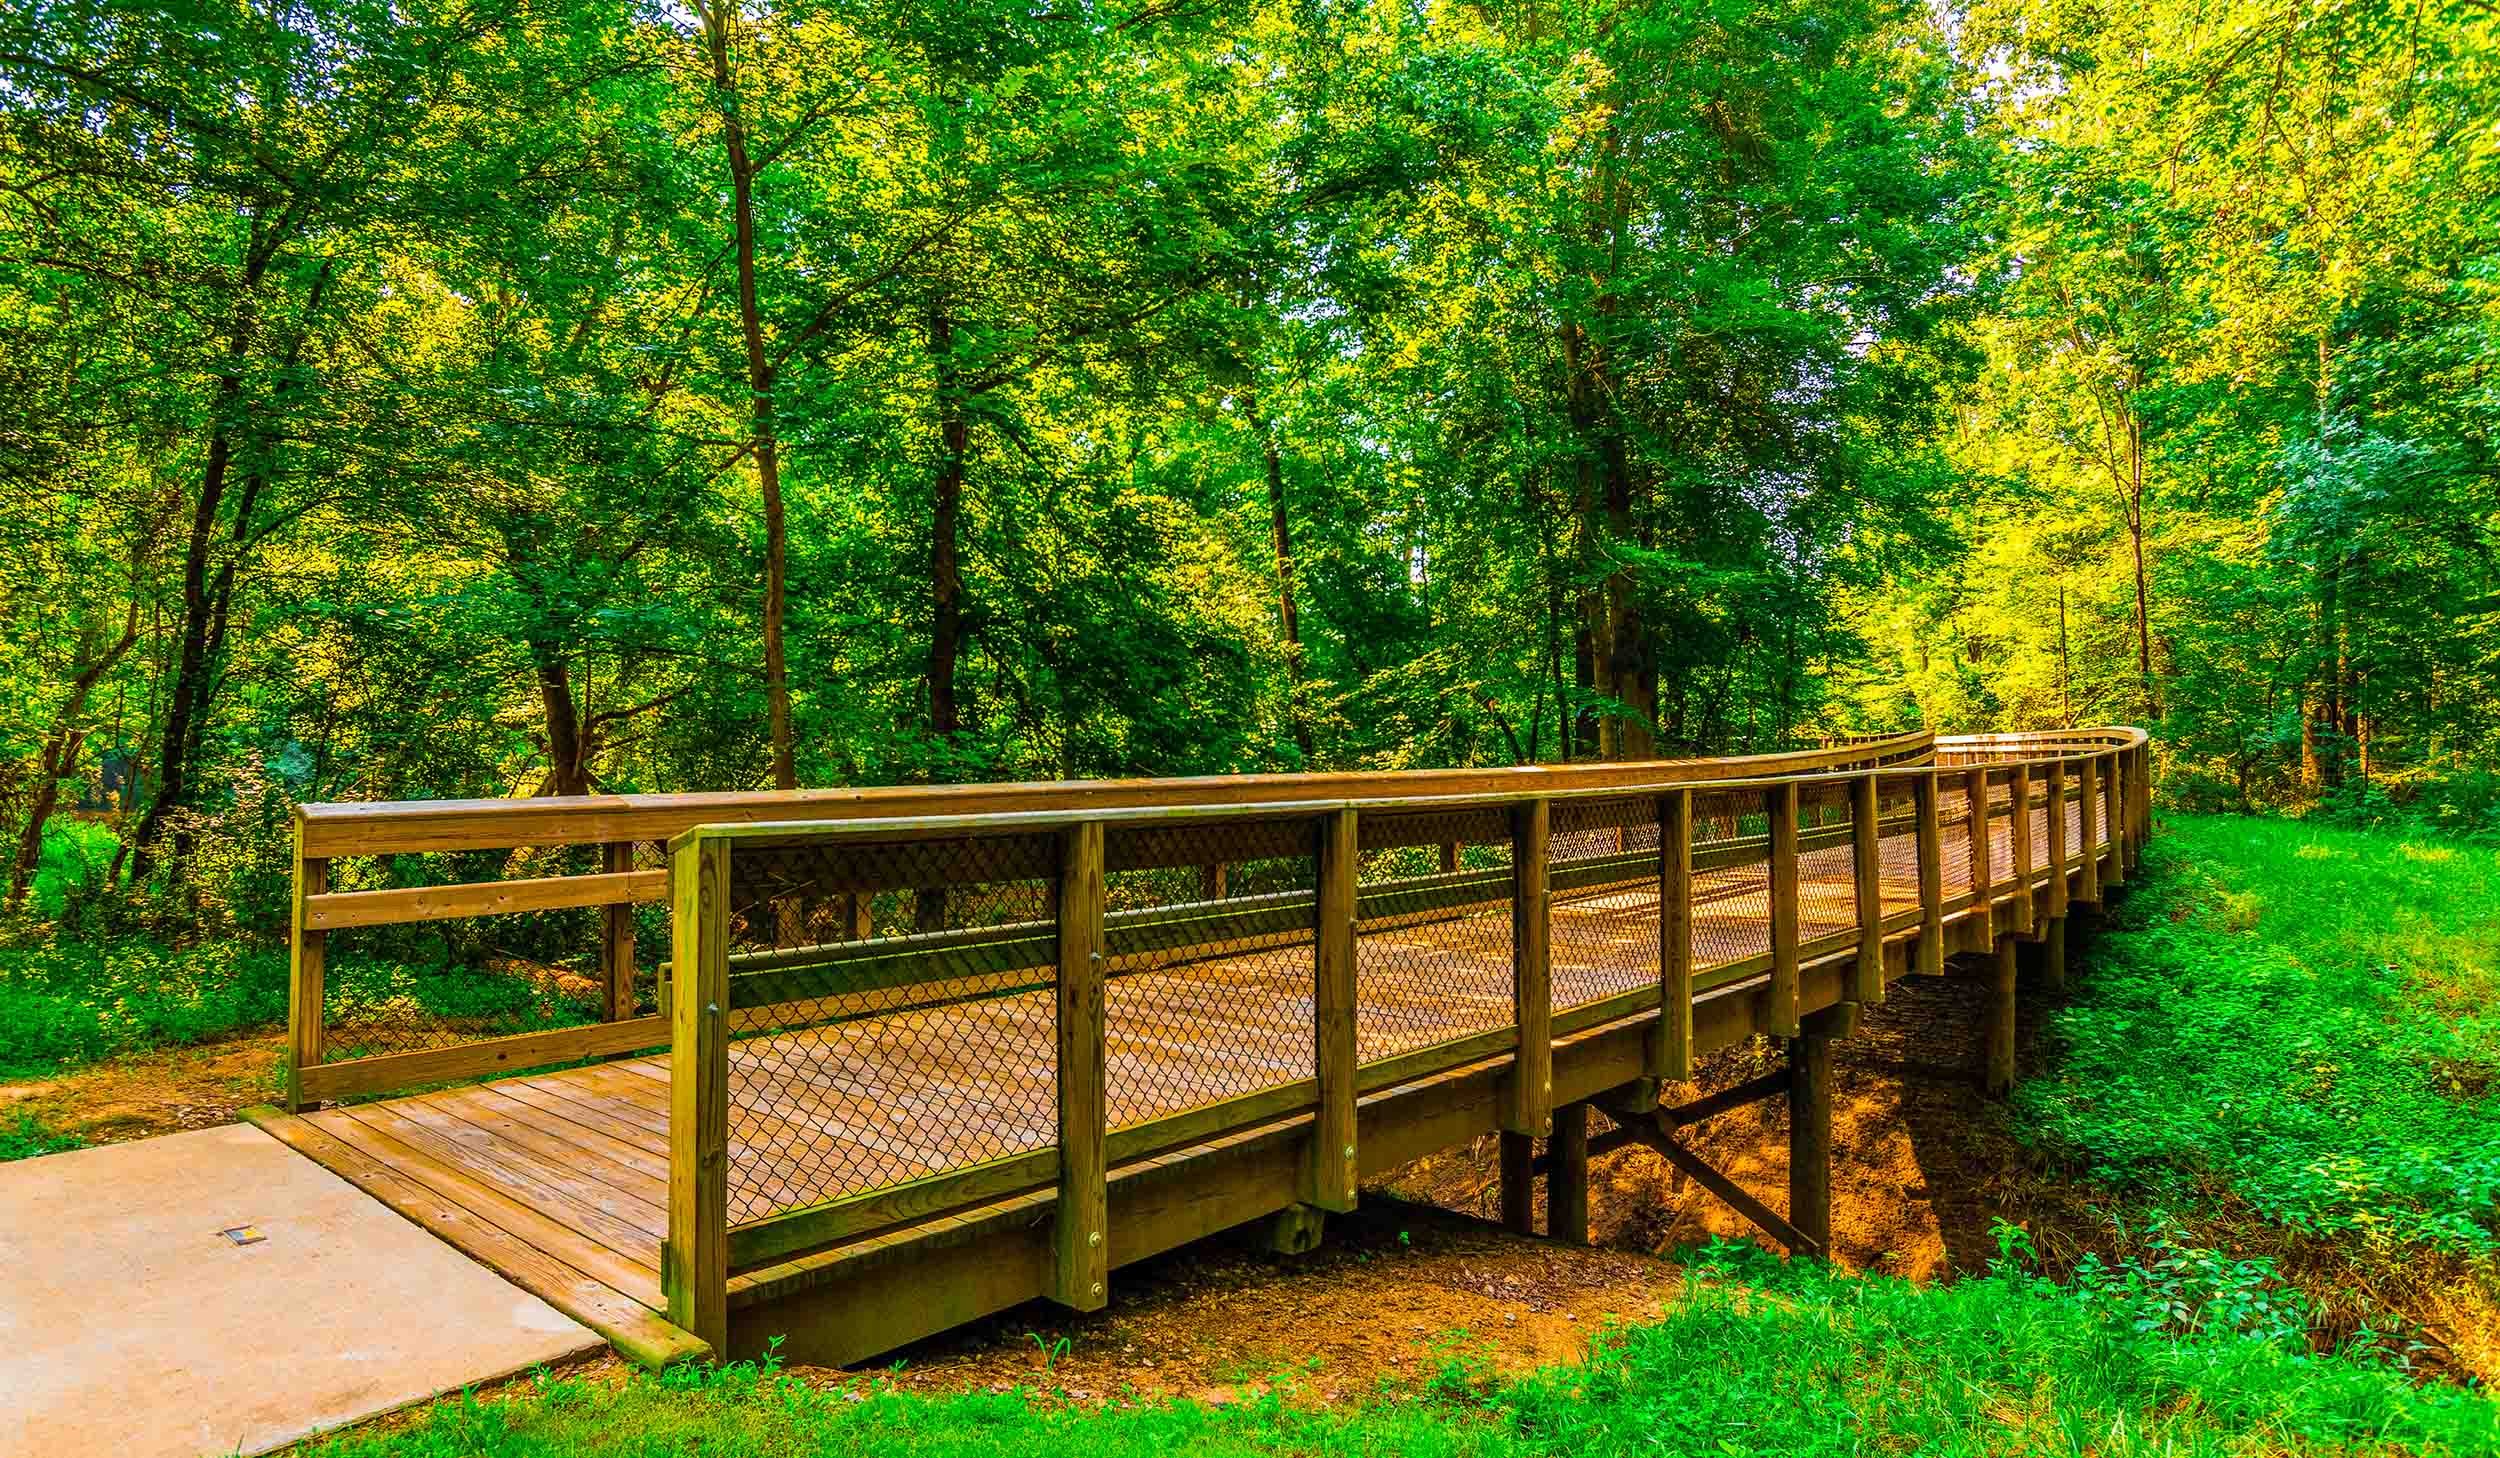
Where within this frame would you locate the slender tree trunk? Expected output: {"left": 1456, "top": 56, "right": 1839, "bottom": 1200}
{"left": 534, "top": 650, "right": 593, "bottom": 797}
{"left": 1242, "top": 388, "right": 1313, "bottom": 761}
{"left": 696, "top": 0, "right": 795, "bottom": 791}
{"left": 9, "top": 607, "right": 141, "bottom": 909}
{"left": 927, "top": 309, "right": 967, "bottom": 743}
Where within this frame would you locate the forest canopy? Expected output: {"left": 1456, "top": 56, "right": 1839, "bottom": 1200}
{"left": 2, "top": 0, "right": 2495, "bottom": 931}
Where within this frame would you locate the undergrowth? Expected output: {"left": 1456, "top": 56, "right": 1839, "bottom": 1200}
{"left": 305, "top": 1241, "right": 2497, "bottom": 1457}
{"left": 2016, "top": 815, "right": 2500, "bottom": 1255}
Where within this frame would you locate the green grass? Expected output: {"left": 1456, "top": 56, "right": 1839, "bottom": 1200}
{"left": 306, "top": 1243, "right": 2496, "bottom": 1457}
{"left": 0, "top": 1110, "right": 84, "bottom": 1161}
{"left": 2015, "top": 815, "right": 2500, "bottom": 1254}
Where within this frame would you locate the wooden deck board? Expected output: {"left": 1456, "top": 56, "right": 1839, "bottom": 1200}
{"left": 278, "top": 835, "right": 2102, "bottom": 1352}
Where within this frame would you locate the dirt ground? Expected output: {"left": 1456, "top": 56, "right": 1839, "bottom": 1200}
{"left": 1, "top": 1033, "right": 283, "bottom": 1146}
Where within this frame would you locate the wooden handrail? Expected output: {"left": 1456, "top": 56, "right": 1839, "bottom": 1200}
{"left": 282, "top": 727, "right": 2146, "bottom": 1113}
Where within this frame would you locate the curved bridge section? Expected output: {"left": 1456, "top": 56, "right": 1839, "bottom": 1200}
{"left": 253, "top": 728, "right": 2150, "bottom": 1367}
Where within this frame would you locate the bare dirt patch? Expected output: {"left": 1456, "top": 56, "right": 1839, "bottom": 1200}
{"left": 1, "top": 1034, "right": 284, "bottom": 1147}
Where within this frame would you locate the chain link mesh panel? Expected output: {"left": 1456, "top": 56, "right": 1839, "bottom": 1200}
{"left": 717, "top": 832, "right": 1060, "bottom": 1227}
{"left": 1688, "top": 787, "right": 1771, "bottom": 982}
{"left": 1938, "top": 778, "right": 1976, "bottom": 899}
{"left": 1353, "top": 807, "right": 1515, "bottom": 1064}
{"left": 1874, "top": 774, "right": 1922, "bottom": 922}
{"left": 1101, "top": 816, "right": 1318, "bottom": 1130}
{"left": 1796, "top": 781, "right": 1859, "bottom": 942}
{"left": 1549, "top": 796, "right": 1664, "bottom": 1012}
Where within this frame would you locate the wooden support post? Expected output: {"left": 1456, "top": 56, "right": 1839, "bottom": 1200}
{"left": 1766, "top": 782, "right": 1802, "bottom": 1038}
{"left": 664, "top": 834, "right": 731, "bottom": 1355}
{"left": 2042, "top": 914, "right": 2068, "bottom": 995}
{"left": 1439, "top": 842, "right": 1461, "bottom": 875}
{"left": 1984, "top": 933, "right": 2017, "bottom": 1098}
{"left": 1198, "top": 862, "right": 1228, "bottom": 901}
{"left": 286, "top": 832, "right": 327, "bottom": 1114}
{"left": 1308, "top": 808, "right": 1359, "bottom": 1214}
{"left": 1499, "top": 1130, "right": 1536, "bottom": 1235}
{"left": 601, "top": 841, "right": 637, "bottom": 1022}
{"left": 1053, "top": 821, "right": 1109, "bottom": 1312}
{"left": 843, "top": 893, "right": 872, "bottom": 940}
{"left": 1964, "top": 767, "right": 1992, "bottom": 923}
{"left": 1653, "top": 788, "right": 1695, "bottom": 1082}
{"left": 1787, "top": 1022, "right": 1834, "bottom": 1259}
{"left": 1549, "top": 1101, "right": 1590, "bottom": 1245}
{"left": 2078, "top": 755, "right": 2102, "bottom": 906}
{"left": 1915, "top": 771, "right": 1944, "bottom": 975}
{"left": 1849, "top": 774, "right": 1885, "bottom": 1006}
{"left": 2103, "top": 753, "right": 2128, "bottom": 888}
{"left": 1265, "top": 1203, "right": 1326, "bottom": 1256}
{"left": 1507, "top": 798, "right": 1552, "bottom": 1137}
{"left": 2009, "top": 766, "right": 2034, "bottom": 935}
{"left": 2044, "top": 758, "right": 2069, "bottom": 919}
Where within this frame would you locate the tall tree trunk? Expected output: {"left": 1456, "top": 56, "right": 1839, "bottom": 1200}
{"left": 927, "top": 309, "right": 966, "bottom": 743}
{"left": 534, "top": 650, "right": 593, "bottom": 797}
{"left": 1242, "top": 388, "right": 1313, "bottom": 761}
{"left": 696, "top": 0, "right": 796, "bottom": 791}
{"left": 9, "top": 603, "right": 142, "bottom": 909}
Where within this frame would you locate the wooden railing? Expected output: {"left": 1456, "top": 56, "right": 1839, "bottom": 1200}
{"left": 282, "top": 732, "right": 1938, "bottom": 1109}
{"left": 656, "top": 727, "right": 2150, "bottom": 1349}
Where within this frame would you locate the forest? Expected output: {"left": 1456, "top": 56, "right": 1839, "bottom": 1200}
{"left": 3, "top": 0, "right": 2496, "bottom": 940}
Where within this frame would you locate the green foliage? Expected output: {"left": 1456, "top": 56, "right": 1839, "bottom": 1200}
{"left": 0, "top": 938, "right": 290, "bottom": 1075}
{"left": 2016, "top": 816, "right": 2500, "bottom": 1254}
{"left": 307, "top": 1244, "right": 2498, "bottom": 1456}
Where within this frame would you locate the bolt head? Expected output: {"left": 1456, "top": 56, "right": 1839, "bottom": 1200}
{"left": 1090, "top": 1280, "right": 1104, "bottom": 1297}
{"left": 1087, "top": 1230, "right": 1101, "bottom": 1247}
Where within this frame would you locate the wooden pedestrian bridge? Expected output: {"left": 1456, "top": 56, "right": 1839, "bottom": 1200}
{"left": 248, "top": 727, "right": 2150, "bottom": 1368}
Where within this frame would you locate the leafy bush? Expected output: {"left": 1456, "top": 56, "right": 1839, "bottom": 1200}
{"left": 25, "top": 818, "right": 120, "bottom": 921}
{"left": 0, "top": 938, "right": 290, "bottom": 1076}
{"left": 2016, "top": 815, "right": 2500, "bottom": 1253}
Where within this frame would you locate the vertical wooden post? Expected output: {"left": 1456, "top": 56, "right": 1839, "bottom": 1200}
{"left": 601, "top": 841, "right": 637, "bottom": 1022}
{"left": 1309, "top": 808, "right": 1359, "bottom": 1214}
{"left": 286, "top": 826, "right": 327, "bottom": 1114}
{"left": 1498, "top": 1130, "right": 1536, "bottom": 1235}
{"left": 1787, "top": 1024, "right": 1832, "bottom": 1258}
{"left": 1964, "top": 767, "right": 1992, "bottom": 938}
{"left": 1983, "top": 934, "right": 2017, "bottom": 1098}
{"left": 1914, "top": 770, "right": 1944, "bottom": 975}
{"left": 843, "top": 894, "right": 872, "bottom": 940}
{"left": 1653, "top": 788, "right": 1694, "bottom": 1082}
{"left": 2009, "top": 766, "right": 2035, "bottom": 935}
{"left": 1506, "top": 799, "right": 1552, "bottom": 1138}
{"left": 1053, "top": 821, "right": 1109, "bottom": 1312}
{"left": 2044, "top": 757, "right": 2069, "bottom": 919}
{"left": 1766, "top": 781, "right": 1802, "bottom": 1038}
{"left": 2103, "top": 753, "right": 2128, "bottom": 887}
{"left": 1198, "top": 862, "right": 1228, "bottom": 901}
{"left": 2078, "top": 754, "right": 2102, "bottom": 906}
{"left": 664, "top": 833, "right": 730, "bottom": 1355}
{"left": 2042, "top": 914, "right": 2068, "bottom": 995}
{"left": 1549, "top": 1101, "right": 1590, "bottom": 1245}
{"left": 1849, "top": 773, "right": 1884, "bottom": 1006}
{"left": 1439, "top": 842, "right": 1460, "bottom": 875}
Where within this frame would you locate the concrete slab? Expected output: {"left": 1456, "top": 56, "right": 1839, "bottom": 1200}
{"left": 0, "top": 1123, "right": 599, "bottom": 1458}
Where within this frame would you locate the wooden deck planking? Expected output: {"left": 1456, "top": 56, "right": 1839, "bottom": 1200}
{"left": 279, "top": 832, "right": 2101, "bottom": 1342}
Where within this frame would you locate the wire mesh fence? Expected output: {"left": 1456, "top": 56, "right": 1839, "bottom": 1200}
{"left": 717, "top": 831, "right": 1062, "bottom": 1227}
{"left": 1353, "top": 806, "right": 1516, "bottom": 1064}
{"left": 1549, "top": 796, "right": 1664, "bottom": 1013}
{"left": 1795, "top": 780, "right": 1858, "bottom": 942}
{"left": 1101, "top": 815, "right": 1319, "bottom": 1130}
{"left": 1874, "top": 773, "right": 1922, "bottom": 923}
{"left": 1688, "top": 786, "right": 1772, "bottom": 982}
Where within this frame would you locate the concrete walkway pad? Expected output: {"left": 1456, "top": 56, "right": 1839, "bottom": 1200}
{"left": 0, "top": 1123, "right": 598, "bottom": 1458}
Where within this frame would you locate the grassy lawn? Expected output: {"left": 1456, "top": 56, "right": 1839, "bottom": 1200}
{"left": 311, "top": 1245, "right": 2497, "bottom": 1456}
{"left": 2017, "top": 815, "right": 2500, "bottom": 1255}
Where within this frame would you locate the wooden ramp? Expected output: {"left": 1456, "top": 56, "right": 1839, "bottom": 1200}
{"left": 252, "top": 742, "right": 2143, "bottom": 1369}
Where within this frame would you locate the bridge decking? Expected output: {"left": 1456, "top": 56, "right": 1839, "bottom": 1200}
{"left": 253, "top": 803, "right": 2078, "bottom": 1365}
